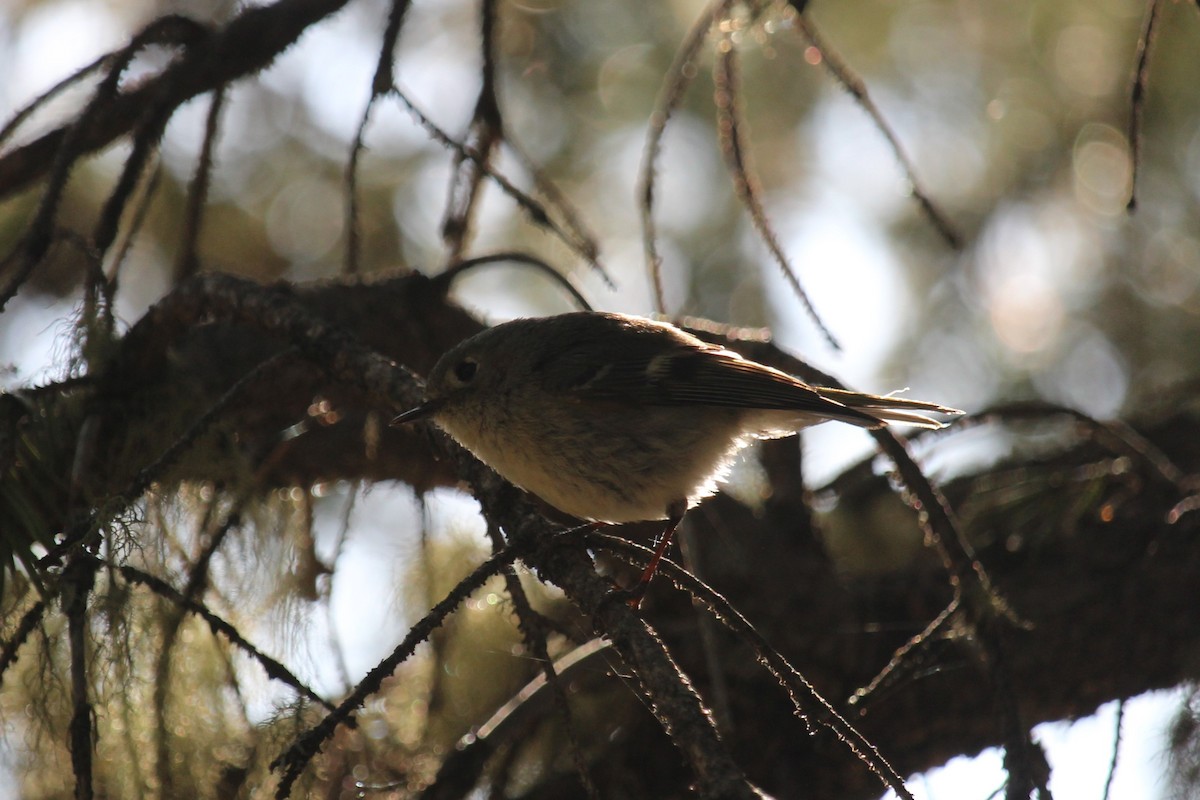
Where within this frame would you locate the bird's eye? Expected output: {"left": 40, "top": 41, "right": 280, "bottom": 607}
{"left": 453, "top": 359, "right": 478, "bottom": 383}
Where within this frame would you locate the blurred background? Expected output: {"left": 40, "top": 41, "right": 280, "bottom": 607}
{"left": 1, "top": 0, "right": 1198, "bottom": 797}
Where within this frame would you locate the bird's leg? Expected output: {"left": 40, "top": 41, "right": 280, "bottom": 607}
{"left": 623, "top": 500, "right": 686, "bottom": 609}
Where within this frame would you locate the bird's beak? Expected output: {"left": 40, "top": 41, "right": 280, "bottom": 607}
{"left": 390, "top": 397, "right": 445, "bottom": 426}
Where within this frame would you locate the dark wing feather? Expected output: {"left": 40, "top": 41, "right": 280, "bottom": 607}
{"left": 533, "top": 314, "right": 690, "bottom": 398}
{"left": 653, "top": 349, "right": 881, "bottom": 425}
{"left": 531, "top": 313, "right": 956, "bottom": 428}
{"left": 549, "top": 332, "right": 879, "bottom": 425}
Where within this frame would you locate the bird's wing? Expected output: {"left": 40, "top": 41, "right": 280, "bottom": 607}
{"left": 551, "top": 338, "right": 882, "bottom": 427}
{"left": 534, "top": 314, "right": 958, "bottom": 429}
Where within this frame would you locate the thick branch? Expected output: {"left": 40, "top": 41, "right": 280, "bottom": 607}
{"left": 0, "top": 0, "right": 351, "bottom": 199}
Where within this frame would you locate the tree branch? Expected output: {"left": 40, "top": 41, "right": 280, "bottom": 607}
{"left": 0, "top": 0, "right": 352, "bottom": 199}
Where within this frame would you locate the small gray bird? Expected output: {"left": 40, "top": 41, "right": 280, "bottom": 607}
{"left": 394, "top": 311, "right": 960, "bottom": 600}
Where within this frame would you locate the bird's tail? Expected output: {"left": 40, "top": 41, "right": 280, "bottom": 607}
{"left": 818, "top": 388, "right": 963, "bottom": 430}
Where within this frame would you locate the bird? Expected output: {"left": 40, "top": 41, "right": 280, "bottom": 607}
{"left": 393, "top": 311, "right": 961, "bottom": 603}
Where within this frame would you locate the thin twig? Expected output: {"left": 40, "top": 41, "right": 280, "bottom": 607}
{"left": 681, "top": 324, "right": 1017, "bottom": 622}
{"left": 1102, "top": 699, "right": 1126, "bottom": 800}
{"left": 64, "top": 554, "right": 98, "bottom": 800}
{"left": 714, "top": 37, "right": 840, "bottom": 350}
{"left": 152, "top": 493, "right": 238, "bottom": 796}
{"left": 125, "top": 348, "right": 298, "bottom": 506}
{"left": 116, "top": 562, "right": 337, "bottom": 713}
{"left": 639, "top": 0, "right": 737, "bottom": 312}
{"left": 91, "top": 99, "right": 173, "bottom": 257}
{"left": 101, "top": 155, "right": 162, "bottom": 326}
{"left": 1127, "top": 0, "right": 1164, "bottom": 212}
{"left": 847, "top": 593, "right": 962, "bottom": 712}
{"left": 817, "top": 397, "right": 1195, "bottom": 509}
{"left": 269, "top": 541, "right": 529, "bottom": 798}
{"left": 390, "top": 87, "right": 598, "bottom": 269}
{"left": 0, "top": 0, "right": 354, "bottom": 200}
{"left": 37, "top": 347, "right": 297, "bottom": 572}
{"left": 0, "top": 53, "right": 110, "bottom": 151}
{"left": 791, "top": 13, "right": 963, "bottom": 249}
{"left": 0, "top": 598, "right": 49, "bottom": 690}
{"left": 987, "top": 617, "right": 1044, "bottom": 800}
{"left": 586, "top": 532, "right": 916, "bottom": 800}
{"left": 176, "top": 86, "right": 227, "bottom": 283}
{"left": 433, "top": 250, "right": 594, "bottom": 311}
{"left": 873, "top": 428, "right": 1019, "bottom": 622}
{"left": 441, "top": 0, "right": 503, "bottom": 258}
{"left": 344, "top": 96, "right": 376, "bottom": 276}
{"left": 484, "top": 522, "right": 600, "bottom": 799}
{"left": 370, "top": 0, "right": 414, "bottom": 96}
{"left": 344, "top": 0, "right": 414, "bottom": 275}
{"left": 501, "top": 137, "right": 610, "bottom": 285}
{"left": 968, "top": 401, "right": 1191, "bottom": 492}
{"left": 324, "top": 486, "right": 359, "bottom": 690}
{"left": 779, "top": 348, "right": 1015, "bottom": 619}
{"left": 419, "top": 639, "right": 613, "bottom": 799}
{"left": 0, "top": 15, "right": 209, "bottom": 312}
